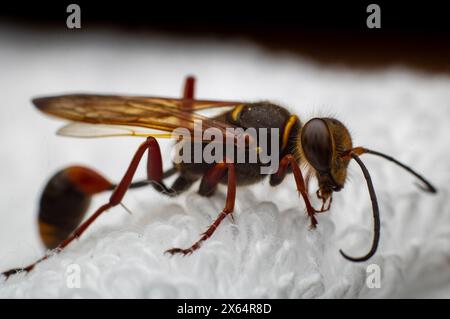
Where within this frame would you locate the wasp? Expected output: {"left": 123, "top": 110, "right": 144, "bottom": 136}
{"left": 1, "top": 76, "right": 436, "bottom": 278}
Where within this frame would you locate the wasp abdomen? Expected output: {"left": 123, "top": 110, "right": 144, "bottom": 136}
{"left": 38, "top": 166, "right": 112, "bottom": 249}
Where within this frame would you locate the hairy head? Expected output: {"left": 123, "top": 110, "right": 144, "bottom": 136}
{"left": 300, "top": 117, "right": 352, "bottom": 198}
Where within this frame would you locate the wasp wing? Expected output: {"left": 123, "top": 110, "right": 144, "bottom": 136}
{"left": 56, "top": 122, "right": 175, "bottom": 138}
{"left": 33, "top": 94, "right": 242, "bottom": 142}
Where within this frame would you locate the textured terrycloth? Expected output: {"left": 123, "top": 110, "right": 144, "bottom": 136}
{"left": 0, "top": 25, "right": 449, "bottom": 298}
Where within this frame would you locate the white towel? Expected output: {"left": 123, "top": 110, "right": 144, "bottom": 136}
{"left": 0, "top": 25, "right": 449, "bottom": 298}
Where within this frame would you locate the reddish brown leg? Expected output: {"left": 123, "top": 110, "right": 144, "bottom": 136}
{"left": 181, "top": 75, "right": 195, "bottom": 109}
{"left": 270, "top": 154, "right": 318, "bottom": 228}
{"left": 2, "top": 137, "right": 165, "bottom": 278}
{"left": 165, "top": 162, "right": 236, "bottom": 255}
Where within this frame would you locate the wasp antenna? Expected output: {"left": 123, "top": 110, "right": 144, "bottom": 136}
{"left": 363, "top": 148, "right": 437, "bottom": 193}
{"left": 340, "top": 154, "right": 380, "bottom": 262}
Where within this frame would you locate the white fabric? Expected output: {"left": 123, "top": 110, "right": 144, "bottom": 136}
{"left": 0, "top": 25, "right": 449, "bottom": 298}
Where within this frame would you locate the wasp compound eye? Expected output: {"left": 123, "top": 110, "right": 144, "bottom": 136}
{"left": 38, "top": 166, "right": 112, "bottom": 249}
{"left": 301, "top": 118, "right": 332, "bottom": 173}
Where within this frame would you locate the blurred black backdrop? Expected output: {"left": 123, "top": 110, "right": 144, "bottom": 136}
{"left": 1, "top": 1, "right": 449, "bottom": 72}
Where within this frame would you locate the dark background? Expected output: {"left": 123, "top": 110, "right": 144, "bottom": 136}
{"left": 1, "top": 1, "right": 450, "bottom": 72}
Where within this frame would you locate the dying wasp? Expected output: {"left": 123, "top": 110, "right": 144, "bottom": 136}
{"left": 1, "top": 76, "right": 436, "bottom": 278}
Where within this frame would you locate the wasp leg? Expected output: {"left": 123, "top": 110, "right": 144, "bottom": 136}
{"left": 1, "top": 137, "right": 165, "bottom": 279}
{"left": 157, "top": 174, "right": 197, "bottom": 197}
{"left": 270, "top": 154, "right": 318, "bottom": 228}
{"left": 165, "top": 162, "right": 236, "bottom": 255}
{"left": 197, "top": 163, "right": 229, "bottom": 197}
{"left": 181, "top": 75, "right": 195, "bottom": 109}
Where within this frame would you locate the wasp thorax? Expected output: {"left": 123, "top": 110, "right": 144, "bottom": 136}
{"left": 300, "top": 117, "right": 352, "bottom": 191}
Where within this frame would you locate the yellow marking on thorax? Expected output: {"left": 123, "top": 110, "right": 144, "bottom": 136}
{"left": 282, "top": 115, "right": 298, "bottom": 150}
{"left": 231, "top": 104, "right": 245, "bottom": 122}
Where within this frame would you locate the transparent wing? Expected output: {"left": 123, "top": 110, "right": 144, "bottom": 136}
{"left": 57, "top": 122, "right": 175, "bottom": 138}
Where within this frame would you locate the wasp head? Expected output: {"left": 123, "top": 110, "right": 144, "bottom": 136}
{"left": 300, "top": 117, "right": 353, "bottom": 200}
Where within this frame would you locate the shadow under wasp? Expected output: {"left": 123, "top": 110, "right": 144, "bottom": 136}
{"left": 1, "top": 76, "right": 436, "bottom": 278}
